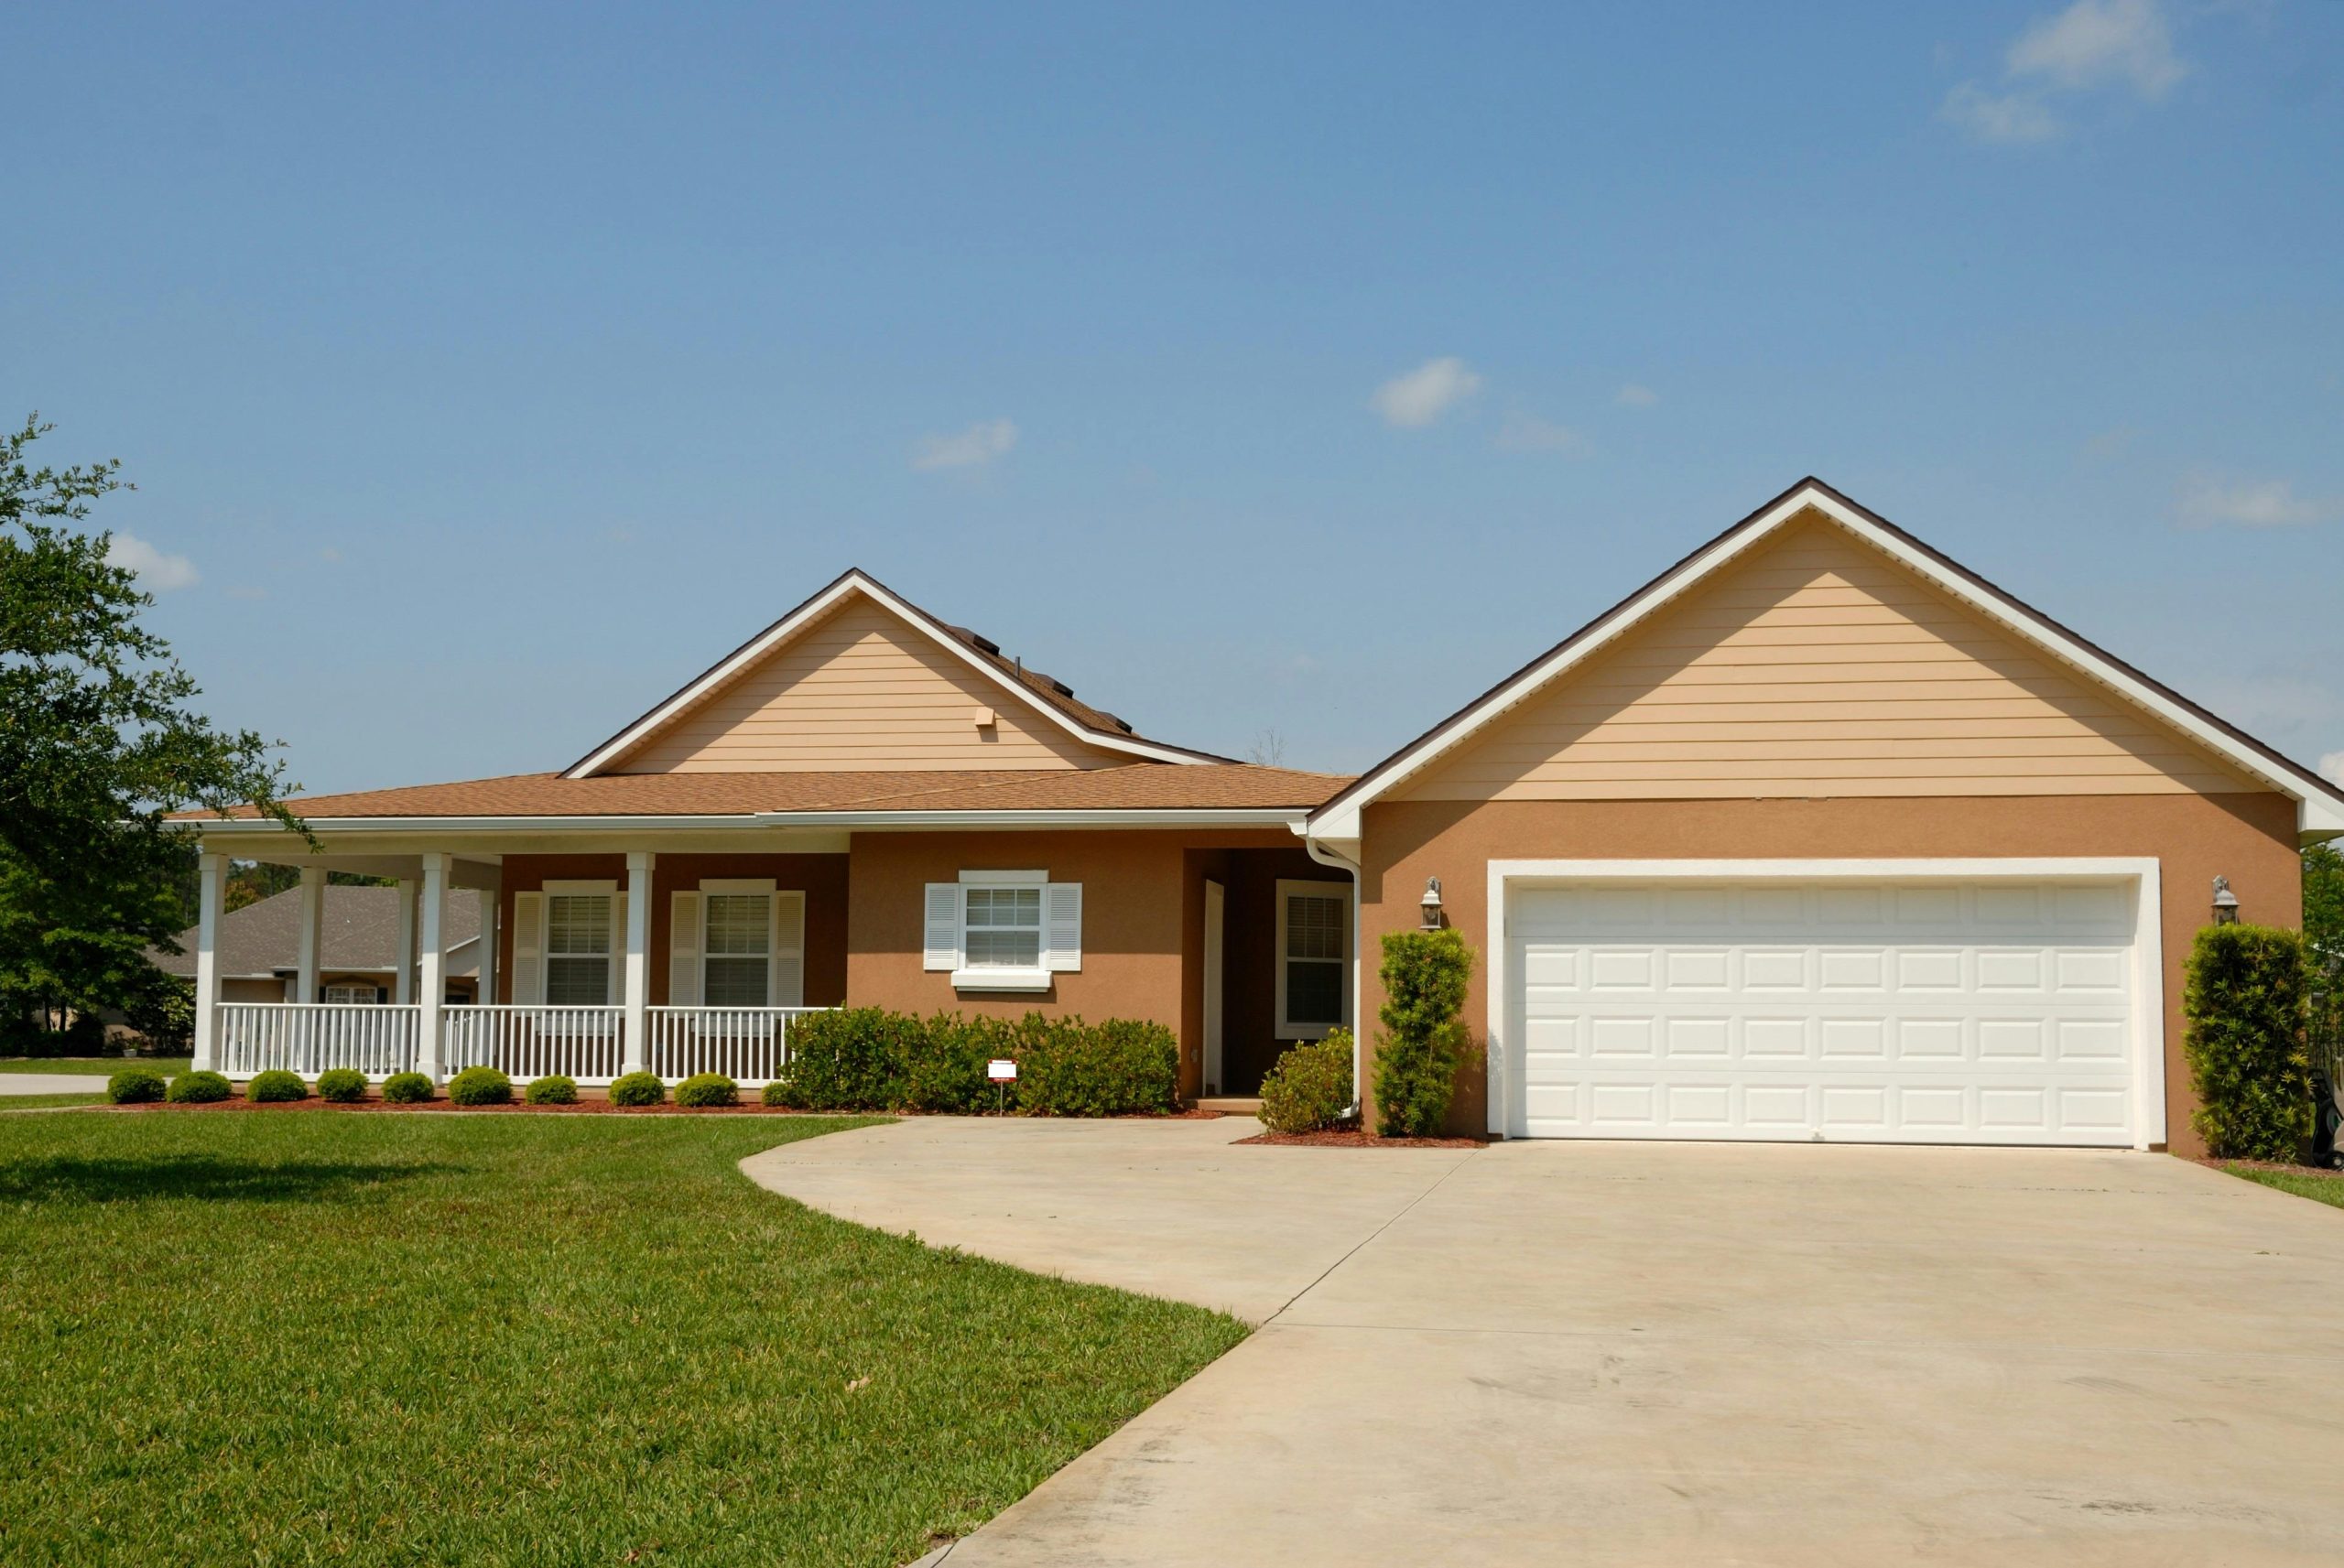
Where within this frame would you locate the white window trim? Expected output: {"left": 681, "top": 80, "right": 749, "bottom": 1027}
{"left": 951, "top": 869, "right": 1051, "bottom": 991}
{"left": 541, "top": 880, "right": 618, "bottom": 1007}
{"left": 1275, "top": 878, "right": 1351, "bottom": 1041}
{"left": 700, "top": 877, "right": 777, "bottom": 1008}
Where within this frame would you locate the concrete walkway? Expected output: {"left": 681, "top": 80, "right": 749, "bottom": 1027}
{"left": 745, "top": 1119, "right": 2344, "bottom": 1567}
{"left": 0, "top": 1074, "right": 111, "bottom": 1095}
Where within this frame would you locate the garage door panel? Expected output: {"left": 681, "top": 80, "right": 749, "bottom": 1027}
{"left": 1506, "top": 875, "right": 2137, "bottom": 1146}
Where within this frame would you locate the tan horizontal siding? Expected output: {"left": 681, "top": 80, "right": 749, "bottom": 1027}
{"left": 615, "top": 599, "right": 1125, "bottom": 773}
{"left": 1402, "top": 513, "right": 2259, "bottom": 802}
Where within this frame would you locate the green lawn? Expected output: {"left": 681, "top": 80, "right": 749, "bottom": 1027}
{"left": 0, "top": 1094, "right": 102, "bottom": 1110}
{"left": 2224, "top": 1162, "right": 2344, "bottom": 1210}
{"left": 0, "top": 1056, "right": 189, "bottom": 1076}
{"left": 0, "top": 1112, "right": 1246, "bottom": 1566}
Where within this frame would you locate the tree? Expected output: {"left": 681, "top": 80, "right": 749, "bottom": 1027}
{"left": 0, "top": 416, "right": 299, "bottom": 1030}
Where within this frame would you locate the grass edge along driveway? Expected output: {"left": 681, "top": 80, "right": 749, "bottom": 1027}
{"left": 0, "top": 1112, "right": 1246, "bottom": 1567}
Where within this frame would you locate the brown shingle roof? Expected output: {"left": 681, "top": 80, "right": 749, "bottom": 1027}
{"left": 149, "top": 886, "right": 481, "bottom": 978}
{"left": 179, "top": 764, "right": 1351, "bottom": 821}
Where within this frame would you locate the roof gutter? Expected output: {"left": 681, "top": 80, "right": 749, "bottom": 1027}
{"left": 186, "top": 807, "right": 1317, "bottom": 835}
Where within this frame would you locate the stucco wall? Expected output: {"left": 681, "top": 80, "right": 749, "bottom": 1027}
{"left": 1356, "top": 792, "right": 2303, "bottom": 1154}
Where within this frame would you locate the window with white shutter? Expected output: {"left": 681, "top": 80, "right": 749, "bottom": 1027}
{"left": 703, "top": 892, "right": 773, "bottom": 1006}
{"left": 943, "top": 870, "right": 1067, "bottom": 991}
{"left": 545, "top": 892, "right": 613, "bottom": 1006}
{"left": 1275, "top": 879, "right": 1350, "bottom": 1040}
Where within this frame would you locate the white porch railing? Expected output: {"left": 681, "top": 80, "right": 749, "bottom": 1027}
{"left": 644, "top": 1007, "right": 825, "bottom": 1087}
{"left": 215, "top": 1002, "right": 421, "bottom": 1078}
{"left": 442, "top": 1006, "right": 626, "bottom": 1085}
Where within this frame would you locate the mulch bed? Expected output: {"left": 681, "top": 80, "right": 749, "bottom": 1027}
{"left": 2199, "top": 1156, "right": 2342, "bottom": 1177}
{"left": 111, "top": 1098, "right": 1230, "bottom": 1119}
{"left": 1234, "top": 1129, "right": 1487, "bottom": 1149}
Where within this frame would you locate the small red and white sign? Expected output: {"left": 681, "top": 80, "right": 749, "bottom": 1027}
{"left": 987, "top": 1058, "right": 1018, "bottom": 1082}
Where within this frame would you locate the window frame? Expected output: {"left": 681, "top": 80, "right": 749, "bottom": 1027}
{"left": 950, "top": 869, "right": 1051, "bottom": 992}
{"left": 541, "top": 879, "right": 617, "bottom": 1008}
{"left": 1274, "top": 878, "right": 1351, "bottom": 1041}
{"left": 699, "top": 879, "right": 776, "bottom": 1009}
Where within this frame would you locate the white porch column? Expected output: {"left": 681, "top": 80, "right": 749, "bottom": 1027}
{"left": 417, "top": 854, "right": 450, "bottom": 1081}
{"left": 190, "top": 852, "right": 227, "bottom": 1072}
{"left": 622, "top": 850, "right": 654, "bottom": 1075}
{"left": 295, "top": 866, "right": 326, "bottom": 1005}
{"left": 393, "top": 878, "right": 417, "bottom": 1006}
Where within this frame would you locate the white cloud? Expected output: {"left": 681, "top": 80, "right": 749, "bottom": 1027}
{"left": 1940, "top": 82, "right": 2064, "bottom": 144}
{"left": 1373, "top": 357, "right": 1481, "bottom": 428}
{"left": 2008, "top": 0, "right": 2186, "bottom": 99}
{"left": 1614, "top": 383, "right": 1660, "bottom": 408}
{"left": 912, "top": 418, "right": 1018, "bottom": 471}
{"left": 2177, "top": 476, "right": 2335, "bottom": 529}
{"left": 1493, "top": 413, "right": 1591, "bottom": 456}
{"left": 105, "top": 533, "right": 200, "bottom": 592}
{"left": 2322, "top": 752, "right": 2344, "bottom": 788}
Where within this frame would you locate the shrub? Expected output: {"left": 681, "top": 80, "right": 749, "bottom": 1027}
{"left": 315, "top": 1067, "right": 368, "bottom": 1103}
{"left": 524, "top": 1075, "right": 579, "bottom": 1106}
{"left": 246, "top": 1069, "right": 308, "bottom": 1103}
{"left": 674, "top": 1072, "right": 739, "bottom": 1108}
{"left": 447, "top": 1065, "right": 514, "bottom": 1107}
{"left": 2185, "top": 922, "right": 2313, "bottom": 1162}
{"left": 106, "top": 1068, "right": 167, "bottom": 1105}
{"left": 771, "top": 1008, "right": 922, "bottom": 1111}
{"left": 1017, "top": 1013, "right": 1180, "bottom": 1117}
{"left": 1259, "top": 1028, "right": 1354, "bottom": 1134}
{"left": 902, "top": 1011, "right": 1013, "bottom": 1113}
{"left": 380, "top": 1071, "right": 434, "bottom": 1105}
{"left": 1373, "top": 928, "right": 1477, "bottom": 1138}
{"left": 608, "top": 1070, "right": 666, "bottom": 1108}
{"left": 165, "top": 1069, "right": 232, "bottom": 1104}
{"left": 760, "top": 1079, "right": 794, "bottom": 1108}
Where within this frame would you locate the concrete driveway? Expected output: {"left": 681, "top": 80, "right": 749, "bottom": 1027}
{"left": 746, "top": 1119, "right": 2344, "bottom": 1567}
{"left": 0, "top": 1074, "right": 111, "bottom": 1096}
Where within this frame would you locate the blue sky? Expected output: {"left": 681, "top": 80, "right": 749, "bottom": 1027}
{"left": 7, "top": 1, "right": 2340, "bottom": 793}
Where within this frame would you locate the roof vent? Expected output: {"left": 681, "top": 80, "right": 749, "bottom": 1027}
{"left": 1049, "top": 678, "right": 1075, "bottom": 698}
{"left": 950, "top": 624, "right": 1002, "bottom": 656}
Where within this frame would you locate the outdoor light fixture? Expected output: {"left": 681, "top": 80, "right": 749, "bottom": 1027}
{"left": 1420, "top": 875, "right": 1444, "bottom": 930}
{"left": 2212, "top": 876, "right": 2240, "bottom": 925}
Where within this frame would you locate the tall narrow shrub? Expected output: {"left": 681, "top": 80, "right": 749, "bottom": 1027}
{"left": 1373, "top": 928, "right": 1475, "bottom": 1138}
{"left": 2184, "top": 922, "right": 2312, "bottom": 1162}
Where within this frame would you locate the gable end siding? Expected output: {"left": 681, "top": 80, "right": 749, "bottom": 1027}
{"left": 1400, "top": 516, "right": 2261, "bottom": 802}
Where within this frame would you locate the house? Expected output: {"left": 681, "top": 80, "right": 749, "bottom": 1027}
{"left": 179, "top": 479, "right": 2344, "bottom": 1155}
{"left": 149, "top": 884, "right": 483, "bottom": 1005}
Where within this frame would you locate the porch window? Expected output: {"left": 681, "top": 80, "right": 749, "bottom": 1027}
{"left": 321, "top": 983, "right": 383, "bottom": 1005}
{"left": 545, "top": 893, "right": 613, "bottom": 1006}
{"left": 703, "top": 892, "right": 773, "bottom": 1007}
{"left": 1275, "top": 879, "right": 1350, "bottom": 1040}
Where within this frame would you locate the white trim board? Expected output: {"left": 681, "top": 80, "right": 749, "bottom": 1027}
{"left": 1309, "top": 480, "right": 2344, "bottom": 844}
{"left": 1481, "top": 857, "right": 2165, "bottom": 1152}
{"left": 561, "top": 569, "right": 1221, "bottom": 776}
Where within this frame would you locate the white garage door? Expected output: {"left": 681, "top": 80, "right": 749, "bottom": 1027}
{"left": 1504, "top": 877, "right": 2141, "bottom": 1146}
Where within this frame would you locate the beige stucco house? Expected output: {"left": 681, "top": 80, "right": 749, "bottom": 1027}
{"left": 182, "top": 480, "right": 2343, "bottom": 1154}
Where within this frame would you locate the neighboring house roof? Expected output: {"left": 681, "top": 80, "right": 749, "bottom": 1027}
{"left": 1310, "top": 477, "right": 2344, "bottom": 842}
{"left": 563, "top": 568, "right": 1232, "bottom": 776}
{"left": 149, "top": 885, "right": 482, "bottom": 979}
{"left": 180, "top": 764, "right": 1350, "bottom": 824}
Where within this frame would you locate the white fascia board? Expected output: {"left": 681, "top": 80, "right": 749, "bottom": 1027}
{"left": 1310, "top": 481, "right": 2344, "bottom": 833}
{"left": 191, "top": 807, "right": 1308, "bottom": 837}
{"left": 564, "top": 572, "right": 1207, "bottom": 777}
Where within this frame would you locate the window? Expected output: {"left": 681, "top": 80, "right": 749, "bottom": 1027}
{"left": 545, "top": 892, "right": 613, "bottom": 1005}
{"left": 1275, "top": 879, "right": 1350, "bottom": 1039}
{"left": 702, "top": 892, "right": 772, "bottom": 1007}
{"left": 926, "top": 871, "right": 1079, "bottom": 991}
{"left": 963, "top": 885, "right": 1043, "bottom": 971}
{"left": 322, "top": 983, "right": 381, "bottom": 1005}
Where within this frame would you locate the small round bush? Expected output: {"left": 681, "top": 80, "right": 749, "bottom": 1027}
{"left": 1258, "top": 1028, "right": 1356, "bottom": 1134}
{"left": 246, "top": 1069, "right": 308, "bottom": 1103}
{"left": 760, "top": 1079, "right": 798, "bottom": 1108}
{"left": 315, "top": 1067, "right": 368, "bottom": 1103}
{"left": 380, "top": 1071, "right": 434, "bottom": 1104}
{"left": 106, "top": 1068, "right": 167, "bottom": 1105}
{"left": 524, "top": 1074, "right": 579, "bottom": 1106}
{"left": 607, "top": 1070, "right": 666, "bottom": 1108}
{"left": 164, "top": 1069, "right": 233, "bottom": 1104}
{"left": 447, "top": 1065, "right": 514, "bottom": 1107}
{"left": 673, "top": 1072, "right": 738, "bottom": 1108}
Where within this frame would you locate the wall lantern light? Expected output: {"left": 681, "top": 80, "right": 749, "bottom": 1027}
{"left": 2211, "top": 876, "right": 2240, "bottom": 925}
{"left": 1420, "top": 876, "right": 1444, "bottom": 930}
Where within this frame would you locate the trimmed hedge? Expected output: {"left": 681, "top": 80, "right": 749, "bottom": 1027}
{"left": 674, "top": 1073, "right": 739, "bottom": 1108}
{"left": 1259, "top": 1028, "right": 1354, "bottom": 1134}
{"left": 608, "top": 1071, "right": 666, "bottom": 1108}
{"left": 524, "top": 1075, "right": 579, "bottom": 1106}
{"left": 165, "top": 1070, "right": 233, "bottom": 1104}
{"left": 106, "top": 1068, "right": 167, "bottom": 1105}
{"left": 380, "top": 1072, "right": 433, "bottom": 1105}
{"left": 768, "top": 1008, "right": 1180, "bottom": 1116}
{"left": 2185, "top": 922, "right": 2313, "bottom": 1161}
{"left": 1372, "top": 929, "right": 1476, "bottom": 1138}
{"left": 315, "top": 1068, "right": 368, "bottom": 1104}
{"left": 448, "top": 1066, "right": 515, "bottom": 1107}
{"left": 246, "top": 1070, "right": 308, "bottom": 1103}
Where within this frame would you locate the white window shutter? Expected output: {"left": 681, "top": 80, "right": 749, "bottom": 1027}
{"left": 772, "top": 891, "right": 806, "bottom": 1007}
{"left": 608, "top": 892, "right": 627, "bottom": 1004}
{"left": 669, "top": 891, "right": 702, "bottom": 1007}
{"left": 923, "top": 883, "right": 960, "bottom": 971}
{"left": 511, "top": 892, "right": 545, "bottom": 1006}
{"left": 1045, "top": 882, "right": 1082, "bottom": 972}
